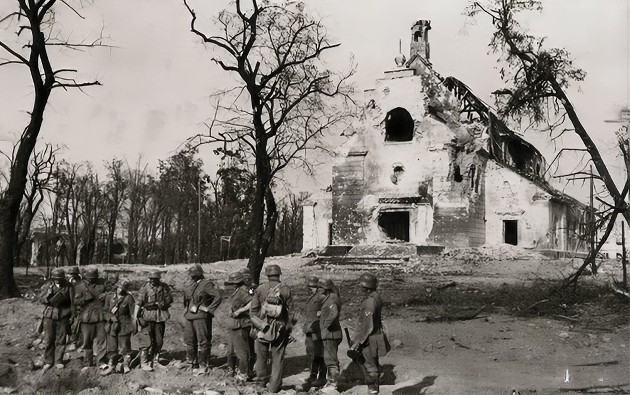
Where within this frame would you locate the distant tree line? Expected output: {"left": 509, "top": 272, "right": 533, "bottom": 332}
{"left": 9, "top": 147, "right": 305, "bottom": 268}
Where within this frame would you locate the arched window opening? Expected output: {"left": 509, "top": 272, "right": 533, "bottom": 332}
{"left": 385, "top": 107, "right": 414, "bottom": 142}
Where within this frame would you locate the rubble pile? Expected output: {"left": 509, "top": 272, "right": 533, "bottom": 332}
{"left": 346, "top": 243, "right": 417, "bottom": 258}
{"left": 442, "top": 244, "right": 548, "bottom": 262}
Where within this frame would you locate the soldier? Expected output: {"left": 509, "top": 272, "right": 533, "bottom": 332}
{"left": 319, "top": 279, "right": 342, "bottom": 389}
{"left": 239, "top": 267, "right": 256, "bottom": 375}
{"left": 225, "top": 271, "right": 253, "bottom": 381}
{"left": 38, "top": 268, "right": 72, "bottom": 370}
{"left": 66, "top": 266, "right": 82, "bottom": 351}
{"left": 298, "top": 275, "right": 326, "bottom": 390}
{"left": 136, "top": 270, "right": 173, "bottom": 371}
{"left": 250, "top": 264, "right": 295, "bottom": 393}
{"left": 74, "top": 267, "right": 107, "bottom": 370}
{"left": 101, "top": 279, "right": 135, "bottom": 375}
{"left": 183, "top": 264, "right": 223, "bottom": 375}
{"left": 349, "top": 273, "right": 390, "bottom": 395}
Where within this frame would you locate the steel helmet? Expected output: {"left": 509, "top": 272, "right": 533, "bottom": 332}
{"left": 148, "top": 270, "right": 162, "bottom": 279}
{"left": 67, "top": 266, "right": 80, "bottom": 275}
{"left": 359, "top": 273, "right": 377, "bottom": 290}
{"left": 307, "top": 275, "right": 319, "bottom": 287}
{"left": 188, "top": 264, "right": 204, "bottom": 277}
{"left": 84, "top": 267, "right": 99, "bottom": 279}
{"left": 51, "top": 268, "right": 66, "bottom": 279}
{"left": 321, "top": 279, "right": 336, "bottom": 292}
{"left": 225, "top": 271, "right": 245, "bottom": 285}
{"left": 265, "top": 264, "right": 282, "bottom": 277}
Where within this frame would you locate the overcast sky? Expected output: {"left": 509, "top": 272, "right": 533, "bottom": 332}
{"left": 0, "top": 0, "right": 628, "bottom": 198}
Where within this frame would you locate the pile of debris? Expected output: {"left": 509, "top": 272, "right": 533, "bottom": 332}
{"left": 442, "top": 244, "right": 548, "bottom": 262}
{"left": 346, "top": 243, "right": 417, "bottom": 258}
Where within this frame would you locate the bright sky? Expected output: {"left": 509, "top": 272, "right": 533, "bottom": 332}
{"left": 0, "top": 0, "right": 628, "bottom": 199}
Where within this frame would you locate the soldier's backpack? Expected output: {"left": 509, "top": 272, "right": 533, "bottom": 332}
{"left": 261, "top": 283, "right": 283, "bottom": 319}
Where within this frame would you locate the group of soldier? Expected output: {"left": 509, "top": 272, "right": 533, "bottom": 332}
{"left": 38, "top": 263, "right": 388, "bottom": 394}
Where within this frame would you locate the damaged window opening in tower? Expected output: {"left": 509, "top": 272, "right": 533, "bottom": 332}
{"left": 385, "top": 107, "right": 414, "bottom": 142}
{"left": 504, "top": 220, "right": 518, "bottom": 246}
{"left": 378, "top": 211, "right": 410, "bottom": 242}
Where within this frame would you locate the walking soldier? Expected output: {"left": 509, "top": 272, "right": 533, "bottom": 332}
{"left": 320, "top": 279, "right": 342, "bottom": 389}
{"left": 136, "top": 270, "right": 173, "bottom": 371}
{"left": 183, "top": 264, "right": 223, "bottom": 375}
{"left": 349, "top": 273, "right": 390, "bottom": 395}
{"left": 38, "top": 268, "right": 72, "bottom": 370}
{"left": 74, "top": 267, "right": 107, "bottom": 370}
{"left": 101, "top": 279, "right": 135, "bottom": 375}
{"left": 250, "top": 264, "right": 295, "bottom": 393}
{"left": 225, "top": 271, "right": 253, "bottom": 381}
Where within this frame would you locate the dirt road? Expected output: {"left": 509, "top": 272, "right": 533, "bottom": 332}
{"left": 0, "top": 251, "right": 628, "bottom": 394}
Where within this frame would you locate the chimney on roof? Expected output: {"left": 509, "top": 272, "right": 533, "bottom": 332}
{"left": 410, "top": 20, "right": 431, "bottom": 62}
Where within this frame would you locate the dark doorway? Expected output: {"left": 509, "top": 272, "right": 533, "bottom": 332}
{"left": 504, "top": 220, "right": 518, "bottom": 245}
{"left": 378, "top": 211, "right": 410, "bottom": 242}
{"left": 328, "top": 223, "right": 333, "bottom": 245}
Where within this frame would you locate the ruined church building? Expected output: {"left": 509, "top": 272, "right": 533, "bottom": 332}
{"left": 303, "top": 20, "right": 589, "bottom": 257}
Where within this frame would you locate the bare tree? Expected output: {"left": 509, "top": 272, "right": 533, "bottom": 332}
{"left": 0, "top": 0, "right": 103, "bottom": 298}
{"left": 103, "top": 158, "right": 127, "bottom": 264}
{"left": 184, "top": 0, "right": 355, "bottom": 283}
{"left": 14, "top": 143, "right": 59, "bottom": 266}
{"left": 467, "top": 0, "right": 630, "bottom": 287}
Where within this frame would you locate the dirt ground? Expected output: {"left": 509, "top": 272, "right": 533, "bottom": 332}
{"left": 0, "top": 248, "right": 629, "bottom": 395}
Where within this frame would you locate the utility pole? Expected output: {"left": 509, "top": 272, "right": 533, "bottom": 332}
{"left": 589, "top": 165, "right": 597, "bottom": 274}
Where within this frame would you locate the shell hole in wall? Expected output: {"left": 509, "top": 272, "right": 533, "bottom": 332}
{"left": 391, "top": 165, "right": 405, "bottom": 185}
{"left": 385, "top": 107, "right": 414, "bottom": 142}
{"left": 453, "top": 164, "right": 463, "bottom": 182}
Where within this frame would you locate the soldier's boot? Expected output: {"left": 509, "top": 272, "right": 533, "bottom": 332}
{"left": 296, "top": 360, "right": 318, "bottom": 391}
{"left": 184, "top": 347, "right": 197, "bottom": 370}
{"left": 323, "top": 366, "right": 339, "bottom": 389}
{"left": 367, "top": 373, "right": 379, "bottom": 395}
{"left": 122, "top": 355, "right": 131, "bottom": 374}
{"left": 313, "top": 357, "right": 328, "bottom": 387}
{"left": 81, "top": 350, "right": 94, "bottom": 371}
{"left": 226, "top": 355, "right": 236, "bottom": 377}
{"left": 140, "top": 350, "right": 153, "bottom": 372}
{"left": 153, "top": 352, "right": 162, "bottom": 367}
{"left": 193, "top": 350, "right": 208, "bottom": 376}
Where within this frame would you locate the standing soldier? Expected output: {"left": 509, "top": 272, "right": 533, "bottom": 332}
{"left": 101, "top": 279, "right": 135, "bottom": 375}
{"left": 182, "top": 264, "right": 223, "bottom": 375}
{"left": 319, "top": 279, "right": 342, "bottom": 389}
{"left": 239, "top": 267, "right": 256, "bottom": 375}
{"left": 38, "top": 268, "right": 72, "bottom": 370}
{"left": 74, "top": 267, "right": 108, "bottom": 371}
{"left": 250, "top": 264, "right": 295, "bottom": 393}
{"left": 225, "top": 271, "right": 253, "bottom": 381}
{"left": 66, "top": 266, "right": 82, "bottom": 351}
{"left": 349, "top": 273, "right": 390, "bottom": 395}
{"left": 136, "top": 270, "right": 173, "bottom": 371}
{"left": 298, "top": 275, "right": 326, "bottom": 390}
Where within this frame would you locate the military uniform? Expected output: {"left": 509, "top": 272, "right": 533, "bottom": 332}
{"left": 319, "top": 280, "right": 342, "bottom": 386}
{"left": 38, "top": 269, "right": 72, "bottom": 369}
{"left": 137, "top": 272, "right": 173, "bottom": 370}
{"left": 74, "top": 269, "right": 107, "bottom": 368}
{"left": 225, "top": 271, "right": 253, "bottom": 378}
{"left": 102, "top": 282, "right": 135, "bottom": 373}
{"left": 67, "top": 267, "right": 83, "bottom": 349}
{"left": 302, "top": 276, "right": 326, "bottom": 386}
{"left": 351, "top": 273, "right": 390, "bottom": 395}
{"left": 183, "top": 265, "right": 223, "bottom": 373}
{"left": 250, "top": 265, "right": 294, "bottom": 393}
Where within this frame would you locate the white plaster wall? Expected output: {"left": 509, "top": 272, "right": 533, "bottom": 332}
{"left": 485, "top": 161, "right": 551, "bottom": 248}
{"left": 302, "top": 195, "right": 332, "bottom": 251}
